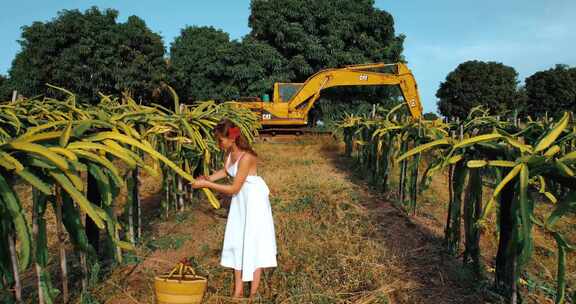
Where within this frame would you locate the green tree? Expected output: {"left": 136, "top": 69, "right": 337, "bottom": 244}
{"left": 524, "top": 64, "right": 576, "bottom": 119}
{"left": 169, "top": 26, "right": 234, "bottom": 102}
{"left": 423, "top": 112, "right": 439, "bottom": 120}
{"left": 436, "top": 60, "right": 519, "bottom": 119}
{"left": 0, "top": 75, "right": 11, "bottom": 101}
{"left": 169, "top": 27, "right": 291, "bottom": 102}
{"left": 249, "top": 0, "right": 404, "bottom": 81}
{"left": 8, "top": 7, "right": 166, "bottom": 104}
{"left": 248, "top": 0, "right": 405, "bottom": 115}
{"left": 226, "top": 37, "right": 294, "bottom": 98}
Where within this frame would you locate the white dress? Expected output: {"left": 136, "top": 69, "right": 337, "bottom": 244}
{"left": 220, "top": 152, "right": 277, "bottom": 282}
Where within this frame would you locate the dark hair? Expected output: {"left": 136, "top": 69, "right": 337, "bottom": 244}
{"left": 213, "top": 118, "right": 257, "bottom": 156}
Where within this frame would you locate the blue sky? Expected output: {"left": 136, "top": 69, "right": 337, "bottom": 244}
{"left": 1, "top": 1, "right": 575, "bottom": 112}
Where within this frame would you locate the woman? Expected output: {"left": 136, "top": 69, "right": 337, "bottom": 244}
{"left": 192, "top": 119, "right": 277, "bottom": 299}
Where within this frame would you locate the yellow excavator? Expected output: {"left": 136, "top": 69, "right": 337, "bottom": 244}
{"left": 237, "top": 62, "right": 423, "bottom": 130}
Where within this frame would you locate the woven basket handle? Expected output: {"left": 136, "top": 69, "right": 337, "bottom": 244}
{"left": 165, "top": 259, "right": 198, "bottom": 281}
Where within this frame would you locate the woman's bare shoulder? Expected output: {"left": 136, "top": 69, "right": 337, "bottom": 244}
{"left": 244, "top": 152, "right": 257, "bottom": 161}
{"left": 239, "top": 152, "right": 257, "bottom": 164}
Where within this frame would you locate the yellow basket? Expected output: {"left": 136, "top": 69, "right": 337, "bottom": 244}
{"left": 154, "top": 261, "right": 207, "bottom": 304}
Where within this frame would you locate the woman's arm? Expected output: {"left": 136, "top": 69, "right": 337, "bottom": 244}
{"left": 192, "top": 154, "right": 255, "bottom": 196}
{"left": 205, "top": 168, "right": 228, "bottom": 182}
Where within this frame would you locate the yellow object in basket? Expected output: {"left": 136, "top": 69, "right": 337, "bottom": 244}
{"left": 154, "top": 261, "right": 207, "bottom": 304}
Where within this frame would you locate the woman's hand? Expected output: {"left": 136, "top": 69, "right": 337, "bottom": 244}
{"left": 191, "top": 179, "right": 209, "bottom": 189}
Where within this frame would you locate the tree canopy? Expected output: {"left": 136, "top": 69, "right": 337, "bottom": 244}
{"left": 226, "top": 37, "right": 294, "bottom": 98}
{"left": 8, "top": 7, "right": 166, "bottom": 104}
{"left": 247, "top": 0, "right": 405, "bottom": 117}
{"left": 0, "top": 75, "right": 11, "bottom": 101}
{"left": 169, "top": 27, "right": 292, "bottom": 102}
{"left": 436, "top": 60, "right": 519, "bottom": 119}
{"left": 249, "top": 0, "right": 404, "bottom": 81}
{"left": 524, "top": 64, "right": 576, "bottom": 119}
{"left": 169, "top": 26, "right": 234, "bottom": 101}
{"left": 7, "top": 2, "right": 405, "bottom": 109}
{"left": 423, "top": 112, "right": 439, "bottom": 120}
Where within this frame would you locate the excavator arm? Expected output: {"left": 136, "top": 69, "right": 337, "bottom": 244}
{"left": 287, "top": 63, "right": 423, "bottom": 119}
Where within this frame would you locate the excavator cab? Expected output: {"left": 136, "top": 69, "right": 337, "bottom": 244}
{"left": 274, "top": 83, "right": 304, "bottom": 103}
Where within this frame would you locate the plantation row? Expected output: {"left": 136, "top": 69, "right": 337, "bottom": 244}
{"left": 337, "top": 105, "right": 575, "bottom": 304}
{"left": 0, "top": 86, "right": 259, "bottom": 303}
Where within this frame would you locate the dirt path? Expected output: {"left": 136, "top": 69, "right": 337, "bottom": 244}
{"left": 97, "top": 136, "right": 496, "bottom": 304}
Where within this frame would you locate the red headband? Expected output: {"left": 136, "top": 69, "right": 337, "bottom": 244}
{"left": 228, "top": 127, "right": 241, "bottom": 140}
